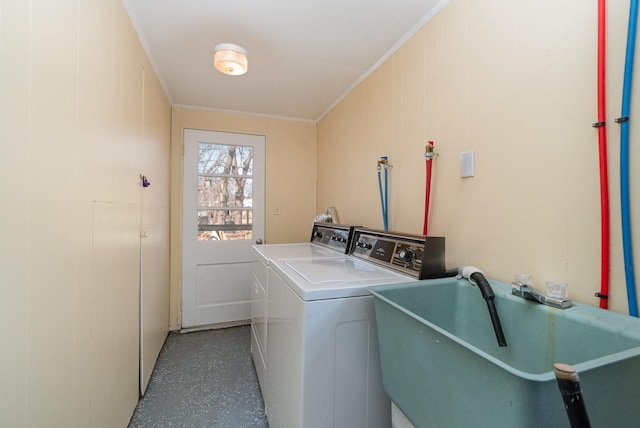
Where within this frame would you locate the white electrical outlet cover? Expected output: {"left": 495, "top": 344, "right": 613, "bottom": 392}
{"left": 461, "top": 150, "right": 475, "bottom": 178}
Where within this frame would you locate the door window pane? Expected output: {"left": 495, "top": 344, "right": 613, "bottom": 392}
{"left": 197, "top": 143, "right": 254, "bottom": 241}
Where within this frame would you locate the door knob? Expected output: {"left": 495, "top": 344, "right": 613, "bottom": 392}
{"left": 255, "top": 239, "right": 263, "bottom": 245}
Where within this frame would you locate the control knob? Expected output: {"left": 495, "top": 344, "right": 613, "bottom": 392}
{"left": 397, "top": 248, "right": 416, "bottom": 263}
{"left": 356, "top": 241, "right": 373, "bottom": 250}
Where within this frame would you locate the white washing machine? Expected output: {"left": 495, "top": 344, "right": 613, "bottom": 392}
{"left": 261, "top": 228, "right": 445, "bottom": 428}
{"left": 251, "top": 223, "right": 359, "bottom": 397}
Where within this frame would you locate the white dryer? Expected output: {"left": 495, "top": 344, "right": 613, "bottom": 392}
{"left": 250, "top": 223, "right": 359, "bottom": 394}
{"left": 262, "top": 228, "right": 445, "bottom": 428}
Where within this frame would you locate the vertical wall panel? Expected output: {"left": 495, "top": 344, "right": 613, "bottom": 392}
{"left": 28, "top": 0, "right": 78, "bottom": 425}
{"left": 91, "top": 201, "right": 141, "bottom": 427}
{"left": 140, "top": 61, "right": 171, "bottom": 393}
{"left": 432, "top": 0, "right": 471, "bottom": 264}
{"left": 395, "top": 33, "right": 427, "bottom": 232}
{"left": 265, "top": 118, "right": 317, "bottom": 243}
{"left": 75, "top": 0, "right": 116, "bottom": 424}
{"left": 0, "top": 0, "right": 31, "bottom": 425}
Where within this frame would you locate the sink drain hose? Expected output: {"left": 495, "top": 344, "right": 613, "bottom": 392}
{"left": 460, "top": 266, "right": 507, "bottom": 347}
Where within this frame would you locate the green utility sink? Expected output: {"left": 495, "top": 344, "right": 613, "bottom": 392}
{"left": 369, "top": 278, "right": 640, "bottom": 428}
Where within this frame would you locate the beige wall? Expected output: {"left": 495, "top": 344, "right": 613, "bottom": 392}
{"left": 169, "top": 107, "right": 317, "bottom": 329}
{"left": 0, "top": 0, "right": 171, "bottom": 426}
{"left": 318, "top": 0, "right": 640, "bottom": 314}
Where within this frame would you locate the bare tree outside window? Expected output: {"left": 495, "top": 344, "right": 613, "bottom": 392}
{"left": 197, "top": 143, "right": 254, "bottom": 241}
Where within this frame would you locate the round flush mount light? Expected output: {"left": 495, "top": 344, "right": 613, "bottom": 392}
{"left": 213, "top": 43, "right": 248, "bottom": 76}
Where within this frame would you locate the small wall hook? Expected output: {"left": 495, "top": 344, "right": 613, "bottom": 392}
{"left": 140, "top": 174, "right": 150, "bottom": 188}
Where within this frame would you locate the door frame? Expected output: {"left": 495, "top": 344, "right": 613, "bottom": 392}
{"left": 180, "top": 128, "right": 265, "bottom": 328}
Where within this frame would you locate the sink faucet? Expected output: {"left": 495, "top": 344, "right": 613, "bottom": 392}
{"left": 511, "top": 281, "right": 573, "bottom": 309}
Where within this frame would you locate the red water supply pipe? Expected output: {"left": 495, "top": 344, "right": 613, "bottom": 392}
{"left": 423, "top": 141, "right": 437, "bottom": 235}
{"left": 423, "top": 159, "right": 433, "bottom": 235}
{"left": 594, "top": 0, "right": 610, "bottom": 309}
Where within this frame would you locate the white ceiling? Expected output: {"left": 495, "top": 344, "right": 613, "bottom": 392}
{"left": 122, "top": 0, "right": 449, "bottom": 122}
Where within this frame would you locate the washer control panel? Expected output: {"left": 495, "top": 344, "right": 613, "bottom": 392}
{"left": 310, "top": 222, "right": 358, "bottom": 253}
{"left": 351, "top": 228, "right": 445, "bottom": 279}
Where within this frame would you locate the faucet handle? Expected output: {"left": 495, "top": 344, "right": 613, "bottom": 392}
{"left": 545, "top": 281, "right": 569, "bottom": 300}
{"left": 514, "top": 273, "right": 533, "bottom": 285}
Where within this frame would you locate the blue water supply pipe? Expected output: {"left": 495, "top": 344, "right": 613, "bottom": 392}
{"left": 377, "top": 156, "right": 389, "bottom": 231}
{"left": 384, "top": 165, "right": 389, "bottom": 230}
{"left": 618, "top": 0, "right": 639, "bottom": 317}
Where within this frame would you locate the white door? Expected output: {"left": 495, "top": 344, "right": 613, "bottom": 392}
{"left": 182, "top": 129, "right": 265, "bottom": 328}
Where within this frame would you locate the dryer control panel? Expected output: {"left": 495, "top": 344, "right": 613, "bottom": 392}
{"left": 310, "top": 222, "right": 358, "bottom": 254}
{"left": 350, "top": 228, "right": 445, "bottom": 279}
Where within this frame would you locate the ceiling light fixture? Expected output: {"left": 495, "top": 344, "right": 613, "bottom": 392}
{"left": 213, "top": 43, "right": 248, "bottom": 76}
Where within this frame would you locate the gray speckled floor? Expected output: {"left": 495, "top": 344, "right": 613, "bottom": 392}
{"left": 128, "top": 326, "right": 269, "bottom": 428}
